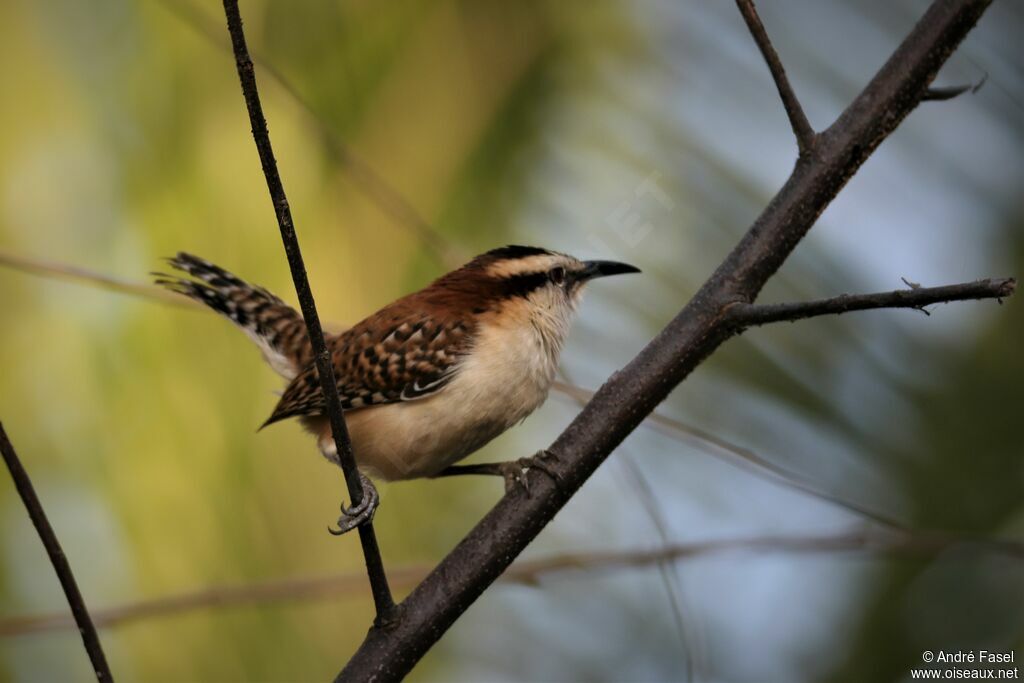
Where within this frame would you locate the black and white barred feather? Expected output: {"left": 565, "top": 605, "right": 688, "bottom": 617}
{"left": 154, "top": 253, "right": 312, "bottom": 379}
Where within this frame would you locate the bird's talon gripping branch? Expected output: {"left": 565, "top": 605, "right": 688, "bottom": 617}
{"left": 498, "top": 461, "right": 530, "bottom": 495}
{"left": 432, "top": 449, "right": 564, "bottom": 496}
{"left": 526, "top": 449, "right": 562, "bottom": 482}
{"left": 501, "top": 450, "right": 562, "bottom": 495}
{"left": 329, "top": 472, "right": 379, "bottom": 536}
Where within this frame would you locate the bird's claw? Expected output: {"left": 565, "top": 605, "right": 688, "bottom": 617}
{"left": 328, "top": 472, "right": 379, "bottom": 536}
{"left": 501, "top": 449, "right": 562, "bottom": 495}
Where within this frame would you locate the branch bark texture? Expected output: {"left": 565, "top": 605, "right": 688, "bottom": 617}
{"left": 338, "top": 1, "right": 997, "bottom": 679}
{"left": 0, "top": 422, "right": 113, "bottom": 682}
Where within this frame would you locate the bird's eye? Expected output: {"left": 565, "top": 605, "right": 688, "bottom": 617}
{"left": 549, "top": 266, "right": 566, "bottom": 286}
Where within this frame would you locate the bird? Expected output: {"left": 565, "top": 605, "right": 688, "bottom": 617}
{"left": 155, "top": 245, "right": 640, "bottom": 534}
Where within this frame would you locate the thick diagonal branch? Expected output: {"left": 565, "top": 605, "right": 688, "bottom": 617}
{"left": 728, "top": 278, "right": 1016, "bottom": 327}
{"left": 337, "top": 1, "right": 996, "bottom": 680}
{"left": 219, "top": 0, "right": 394, "bottom": 619}
{"left": 735, "top": 0, "right": 816, "bottom": 155}
{"left": 0, "top": 422, "right": 114, "bottom": 682}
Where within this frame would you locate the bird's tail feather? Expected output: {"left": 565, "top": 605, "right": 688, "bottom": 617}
{"left": 154, "top": 253, "right": 312, "bottom": 379}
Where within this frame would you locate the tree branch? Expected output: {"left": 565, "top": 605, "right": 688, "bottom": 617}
{"left": 728, "top": 278, "right": 1017, "bottom": 327}
{"left": 219, "top": 0, "right": 394, "bottom": 620}
{"left": 3, "top": 529, "right": 1017, "bottom": 638}
{"left": 0, "top": 421, "right": 114, "bottom": 682}
{"left": 338, "top": 1, "right": 998, "bottom": 679}
{"left": 735, "top": 0, "right": 816, "bottom": 155}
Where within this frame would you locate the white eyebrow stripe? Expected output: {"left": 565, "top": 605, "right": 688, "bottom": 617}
{"left": 484, "top": 254, "right": 565, "bottom": 278}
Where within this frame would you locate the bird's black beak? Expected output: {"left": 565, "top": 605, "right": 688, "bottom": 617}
{"left": 578, "top": 259, "right": 641, "bottom": 282}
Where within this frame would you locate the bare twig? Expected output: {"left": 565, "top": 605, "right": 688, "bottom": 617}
{"left": 617, "top": 457, "right": 699, "bottom": 680}
{"left": 735, "top": 0, "right": 816, "bottom": 155}
{"left": 728, "top": 278, "right": 1016, "bottom": 327}
{"left": 0, "top": 565, "right": 428, "bottom": 638}
{"left": 338, "top": 2, "right": 999, "bottom": 679}
{"left": 551, "top": 380, "right": 905, "bottom": 529}
{"left": 2, "top": 528, "right": 1017, "bottom": 638}
{"left": 219, "top": 0, "right": 394, "bottom": 620}
{"left": 0, "top": 249, "right": 195, "bottom": 309}
{"left": 555, "top": 368, "right": 698, "bottom": 678}
{"left": 0, "top": 422, "right": 114, "bottom": 682}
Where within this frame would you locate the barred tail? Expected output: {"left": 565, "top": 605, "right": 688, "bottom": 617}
{"left": 154, "top": 252, "right": 312, "bottom": 379}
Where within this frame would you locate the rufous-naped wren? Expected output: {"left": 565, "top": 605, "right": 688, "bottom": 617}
{"left": 156, "top": 246, "right": 639, "bottom": 533}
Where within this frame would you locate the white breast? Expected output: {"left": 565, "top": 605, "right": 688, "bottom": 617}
{"left": 341, "top": 310, "right": 569, "bottom": 481}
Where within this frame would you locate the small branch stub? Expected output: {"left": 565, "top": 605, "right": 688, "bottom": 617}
{"left": 923, "top": 73, "right": 987, "bottom": 101}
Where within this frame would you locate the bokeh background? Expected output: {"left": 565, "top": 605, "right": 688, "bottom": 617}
{"left": 0, "top": 1, "right": 1021, "bottom": 681}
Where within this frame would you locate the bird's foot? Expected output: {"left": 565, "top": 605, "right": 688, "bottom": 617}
{"left": 499, "top": 449, "right": 562, "bottom": 495}
{"left": 432, "top": 450, "right": 562, "bottom": 495}
{"left": 328, "top": 472, "right": 379, "bottom": 536}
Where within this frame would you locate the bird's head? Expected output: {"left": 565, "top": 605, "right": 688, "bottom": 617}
{"left": 432, "top": 245, "right": 640, "bottom": 326}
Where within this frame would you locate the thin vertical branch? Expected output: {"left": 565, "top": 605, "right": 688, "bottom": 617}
{"left": 0, "top": 421, "right": 114, "bottom": 682}
{"left": 735, "top": 0, "right": 816, "bottom": 155}
{"left": 219, "top": 0, "right": 394, "bottom": 619}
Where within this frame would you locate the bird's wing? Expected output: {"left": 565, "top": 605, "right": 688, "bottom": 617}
{"left": 262, "top": 311, "right": 473, "bottom": 427}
